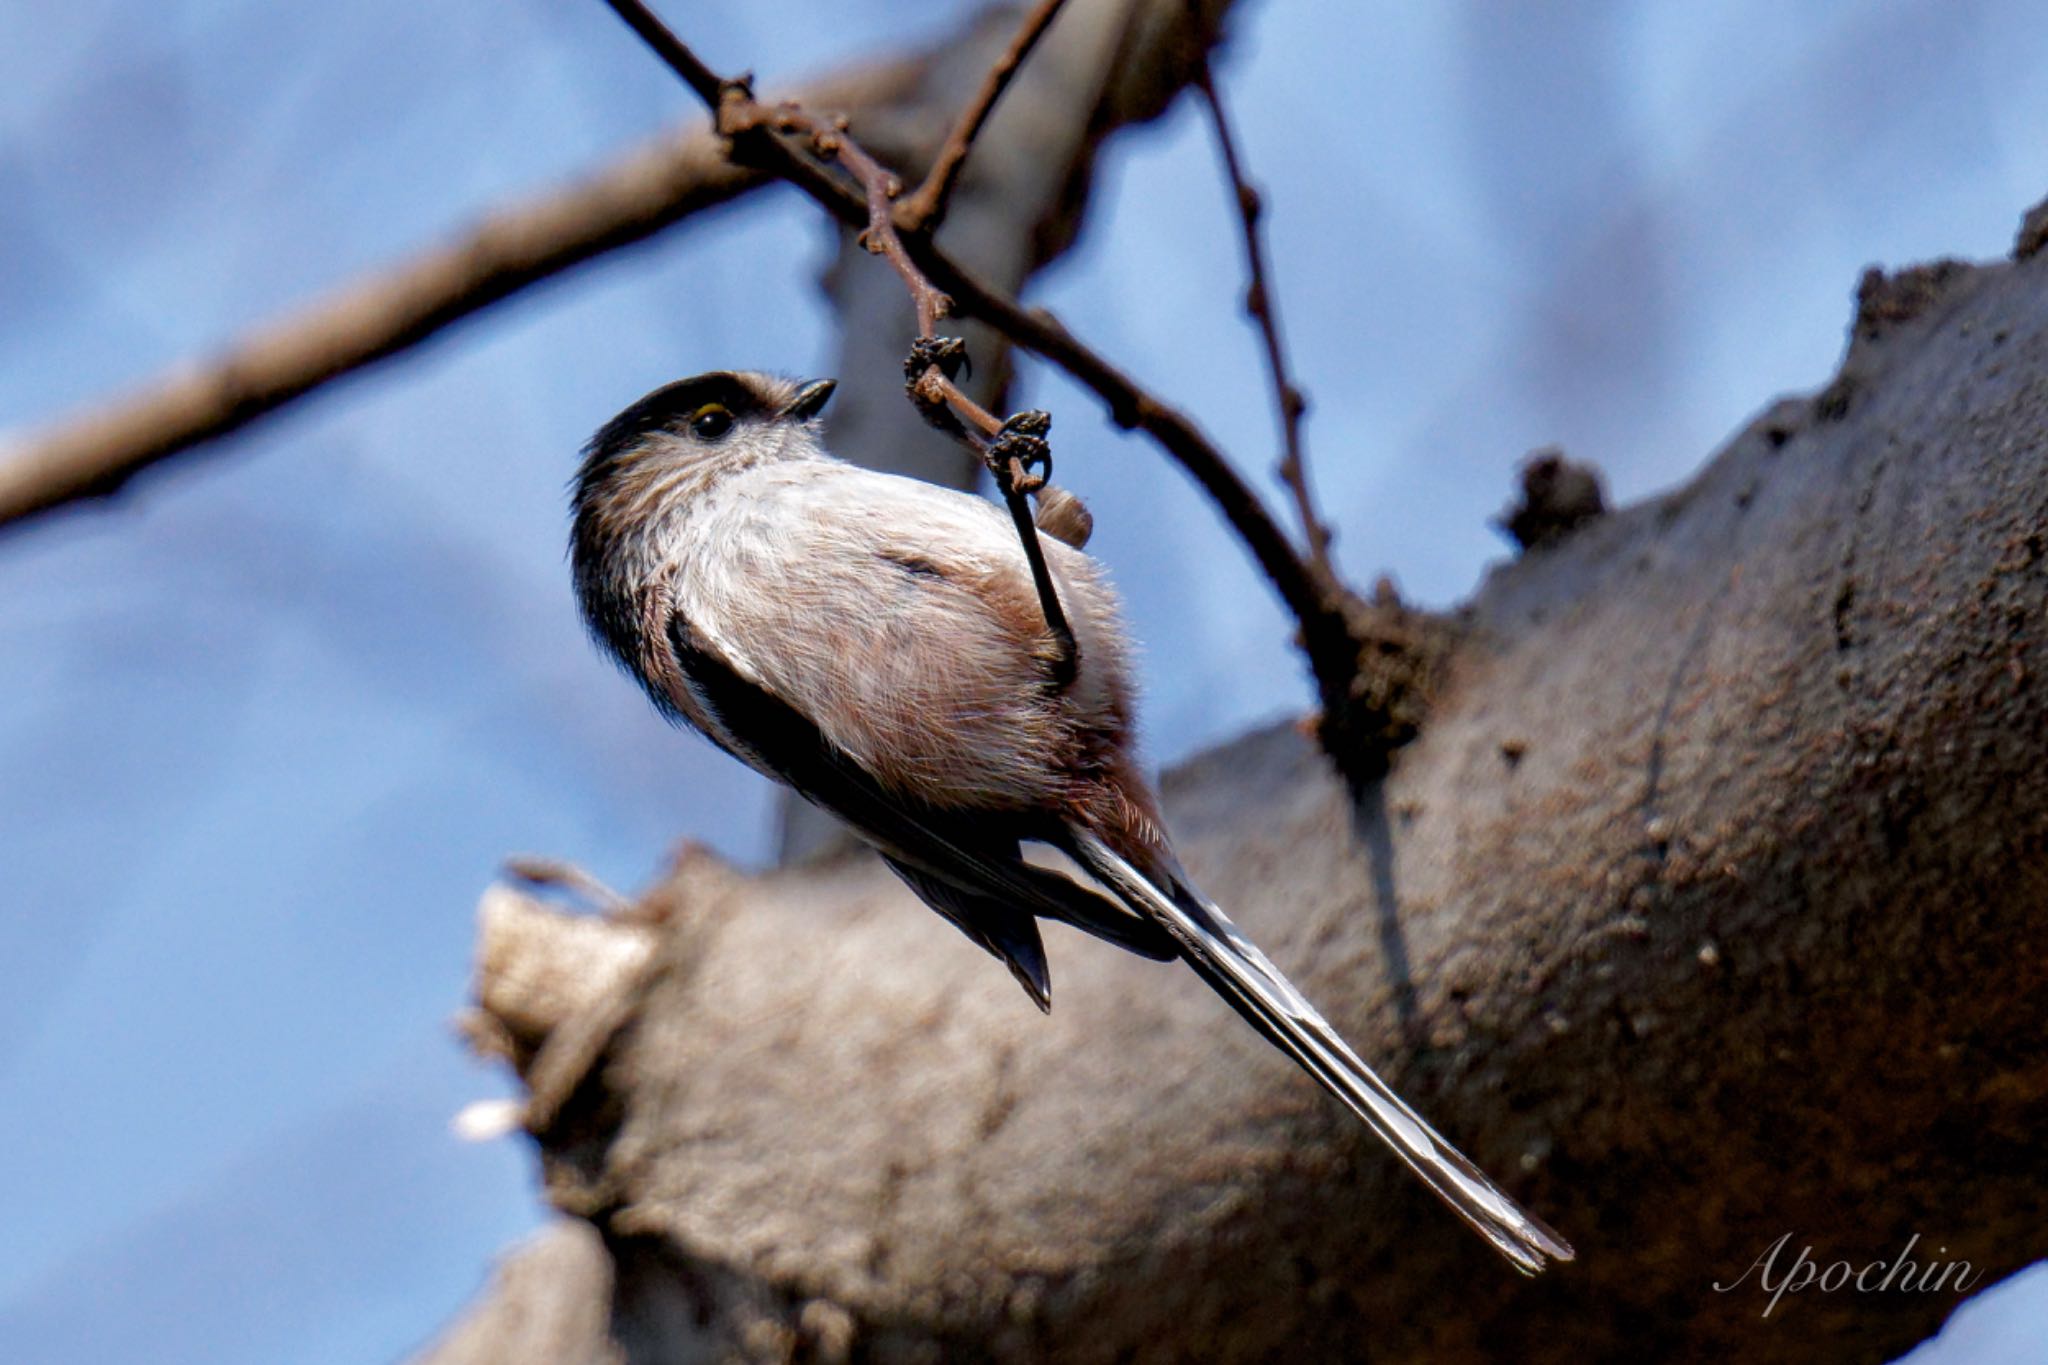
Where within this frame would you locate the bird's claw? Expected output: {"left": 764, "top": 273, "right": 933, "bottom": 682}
{"left": 904, "top": 335, "right": 971, "bottom": 385}
{"left": 904, "top": 337, "right": 974, "bottom": 436}
{"left": 989, "top": 410, "right": 1053, "bottom": 495}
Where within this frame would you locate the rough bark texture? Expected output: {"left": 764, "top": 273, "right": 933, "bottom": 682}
{"left": 420, "top": 223, "right": 2048, "bottom": 1363}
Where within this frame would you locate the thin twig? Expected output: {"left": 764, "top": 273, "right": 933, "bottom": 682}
{"left": 1195, "top": 62, "right": 1332, "bottom": 579}
{"left": 600, "top": 0, "right": 724, "bottom": 104}
{"left": 895, "top": 0, "right": 1072, "bottom": 233}
{"left": 600, "top": 0, "right": 1352, "bottom": 689}
{"left": 816, "top": 118, "right": 956, "bottom": 334}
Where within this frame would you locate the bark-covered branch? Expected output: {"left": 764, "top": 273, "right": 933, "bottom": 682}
{"left": 421, "top": 218, "right": 2048, "bottom": 1363}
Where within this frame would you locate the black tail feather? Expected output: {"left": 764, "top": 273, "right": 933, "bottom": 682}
{"left": 883, "top": 854, "right": 1052, "bottom": 1011}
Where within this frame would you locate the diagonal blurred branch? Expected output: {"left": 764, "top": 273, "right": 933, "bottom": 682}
{"left": 0, "top": 55, "right": 926, "bottom": 532}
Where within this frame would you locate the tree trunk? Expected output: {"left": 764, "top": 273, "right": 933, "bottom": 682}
{"left": 422, "top": 223, "right": 2048, "bottom": 1364}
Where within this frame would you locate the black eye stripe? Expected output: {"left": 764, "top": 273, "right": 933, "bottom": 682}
{"left": 583, "top": 371, "right": 769, "bottom": 462}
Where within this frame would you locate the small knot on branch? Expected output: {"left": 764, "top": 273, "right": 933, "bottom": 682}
{"left": 2015, "top": 193, "right": 2048, "bottom": 261}
{"left": 851, "top": 169, "right": 901, "bottom": 198}
{"left": 1851, "top": 260, "right": 1970, "bottom": 346}
{"left": 1498, "top": 447, "right": 1607, "bottom": 551}
{"left": 1310, "top": 580, "right": 1464, "bottom": 794}
{"left": 712, "top": 76, "right": 758, "bottom": 137}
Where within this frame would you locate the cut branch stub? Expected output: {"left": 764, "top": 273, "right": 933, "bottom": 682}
{"left": 1313, "top": 581, "right": 1460, "bottom": 786}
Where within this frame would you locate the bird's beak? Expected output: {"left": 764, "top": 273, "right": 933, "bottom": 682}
{"left": 785, "top": 378, "right": 837, "bottom": 420}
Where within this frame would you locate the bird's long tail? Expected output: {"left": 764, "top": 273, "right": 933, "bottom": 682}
{"left": 1066, "top": 828, "right": 1573, "bottom": 1274}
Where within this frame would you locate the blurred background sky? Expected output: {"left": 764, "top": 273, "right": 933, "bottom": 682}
{"left": 1, "top": 0, "right": 2045, "bottom": 1360}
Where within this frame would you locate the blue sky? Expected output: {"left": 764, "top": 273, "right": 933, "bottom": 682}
{"left": 2, "top": 1, "right": 2044, "bottom": 1359}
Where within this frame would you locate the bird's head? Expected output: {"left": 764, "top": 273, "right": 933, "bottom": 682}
{"left": 570, "top": 369, "right": 836, "bottom": 671}
{"left": 574, "top": 369, "right": 836, "bottom": 508}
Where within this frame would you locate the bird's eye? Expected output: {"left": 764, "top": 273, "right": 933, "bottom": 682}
{"left": 690, "top": 405, "right": 734, "bottom": 441}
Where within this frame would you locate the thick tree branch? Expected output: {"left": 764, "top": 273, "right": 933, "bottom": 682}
{"left": 425, "top": 227, "right": 2048, "bottom": 1363}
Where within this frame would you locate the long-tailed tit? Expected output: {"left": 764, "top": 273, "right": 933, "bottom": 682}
{"left": 570, "top": 370, "right": 1572, "bottom": 1272}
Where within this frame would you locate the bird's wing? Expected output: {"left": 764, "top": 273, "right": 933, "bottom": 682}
{"left": 662, "top": 611, "right": 1177, "bottom": 998}
{"left": 1065, "top": 827, "right": 1575, "bottom": 1274}
{"left": 879, "top": 854, "right": 1052, "bottom": 1011}
{"left": 651, "top": 464, "right": 1175, "bottom": 991}
{"left": 672, "top": 465, "right": 1127, "bottom": 811}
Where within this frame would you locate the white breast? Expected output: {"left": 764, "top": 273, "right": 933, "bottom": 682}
{"left": 664, "top": 459, "right": 1137, "bottom": 810}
